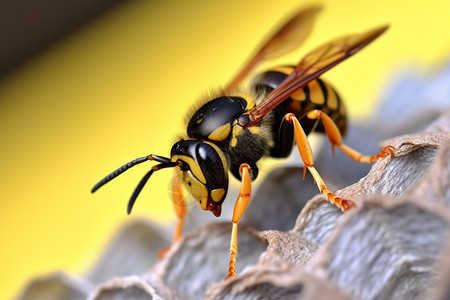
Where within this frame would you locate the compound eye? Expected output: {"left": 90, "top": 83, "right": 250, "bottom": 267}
{"left": 195, "top": 142, "right": 228, "bottom": 202}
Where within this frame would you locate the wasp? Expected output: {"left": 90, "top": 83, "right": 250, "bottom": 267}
{"left": 91, "top": 6, "right": 394, "bottom": 279}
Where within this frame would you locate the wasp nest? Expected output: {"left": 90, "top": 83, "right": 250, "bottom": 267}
{"left": 17, "top": 67, "right": 450, "bottom": 299}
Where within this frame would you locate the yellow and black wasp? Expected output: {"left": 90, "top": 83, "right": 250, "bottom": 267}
{"left": 91, "top": 6, "right": 394, "bottom": 279}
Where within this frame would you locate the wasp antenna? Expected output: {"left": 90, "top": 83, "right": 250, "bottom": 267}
{"left": 127, "top": 161, "right": 181, "bottom": 214}
{"left": 91, "top": 156, "right": 151, "bottom": 193}
{"left": 127, "top": 168, "right": 154, "bottom": 214}
{"left": 148, "top": 154, "right": 172, "bottom": 163}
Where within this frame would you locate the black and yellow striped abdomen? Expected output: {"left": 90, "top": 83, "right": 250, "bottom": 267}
{"left": 251, "top": 66, "right": 347, "bottom": 158}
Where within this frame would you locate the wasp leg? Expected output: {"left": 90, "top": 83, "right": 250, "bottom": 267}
{"left": 159, "top": 172, "right": 187, "bottom": 258}
{"left": 306, "top": 110, "right": 395, "bottom": 162}
{"left": 286, "top": 113, "right": 355, "bottom": 211}
{"left": 226, "top": 163, "right": 252, "bottom": 280}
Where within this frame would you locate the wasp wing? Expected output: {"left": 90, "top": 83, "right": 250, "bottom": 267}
{"left": 224, "top": 6, "right": 322, "bottom": 94}
{"left": 246, "top": 25, "right": 389, "bottom": 125}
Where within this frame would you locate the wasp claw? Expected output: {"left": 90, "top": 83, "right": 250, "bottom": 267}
{"left": 341, "top": 199, "right": 356, "bottom": 211}
{"left": 380, "top": 145, "right": 395, "bottom": 158}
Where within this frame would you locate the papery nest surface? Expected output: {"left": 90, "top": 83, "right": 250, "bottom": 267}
{"left": 16, "top": 66, "right": 450, "bottom": 300}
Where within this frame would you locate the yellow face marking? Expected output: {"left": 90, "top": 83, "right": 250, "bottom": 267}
{"left": 174, "top": 167, "right": 208, "bottom": 210}
{"left": 172, "top": 155, "right": 206, "bottom": 184}
{"left": 208, "top": 123, "right": 231, "bottom": 141}
{"left": 211, "top": 188, "right": 225, "bottom": 203}
{"left": 308, "top": 80, "right": 325, "bottom": 105}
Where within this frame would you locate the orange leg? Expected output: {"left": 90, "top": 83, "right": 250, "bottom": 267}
{"left": 171, "top": 174, "right": 187, "bottom": 242}
{"left": 159, "top": 173, "right": 187, "bottom": 258}
{"left": 226, "top": 163, "right": 252, "bottom": 280}
{"left": 285, "top": 113, "right": 355, "bottom": 211}
{"left": 306, "top": 110, "right": 395, "bottom": 162}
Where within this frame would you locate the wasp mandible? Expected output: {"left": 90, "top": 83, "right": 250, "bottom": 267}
{"left": 91, "top": 6, "right": 394, "bottom": 279}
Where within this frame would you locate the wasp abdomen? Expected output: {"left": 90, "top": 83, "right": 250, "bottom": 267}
{"left": 252, "top": 67, "right": 348, "bottom": 158}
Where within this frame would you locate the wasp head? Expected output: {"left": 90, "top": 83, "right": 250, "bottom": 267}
{"left": 171, "top": 139, "right": 229, "bottom": 217}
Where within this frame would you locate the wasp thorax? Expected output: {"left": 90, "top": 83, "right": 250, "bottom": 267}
{"left": 170, "top": 139, "right": 229, "bottom": 216}
{"left": 187, "top": 96, "right": 247, "bottom": 142}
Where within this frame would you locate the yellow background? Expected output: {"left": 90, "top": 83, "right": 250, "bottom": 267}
{"left": 1, "top": 0, "right": 449, "bottom": 299}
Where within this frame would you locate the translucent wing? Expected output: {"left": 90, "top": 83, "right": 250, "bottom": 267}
{"left": 224, "top": 6, "right": 322, "bottom": 94}
{"left": 246, "top": 25, "right": 389, "bottom": 125}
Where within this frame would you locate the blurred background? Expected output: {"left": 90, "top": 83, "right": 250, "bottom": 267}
{"left": 1, "top": 0, "right": 449, "bottom": 299}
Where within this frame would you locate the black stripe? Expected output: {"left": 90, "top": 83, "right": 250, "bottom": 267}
{"left": 302, "top": 84, "right": 311, "bottom": 104}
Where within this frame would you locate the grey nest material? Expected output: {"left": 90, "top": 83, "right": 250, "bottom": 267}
{"left": 17, "top": 63, "right": 450, "bottom": 300}
{"left": 17, "top": 113, "right": 450, "bottom": 300}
